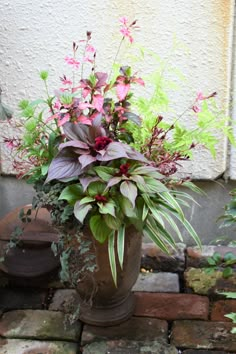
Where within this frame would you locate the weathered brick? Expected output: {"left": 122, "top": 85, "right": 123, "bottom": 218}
{"left": 171, "top": 320, "right": 236, "bottom": 351}
{"left": 49, "top": 289, "right": 79, "bottom": 313}
{"left": 186, "top": 245, "right": 236, "bottom": 268}
{"left": 134, "top": 293, "right": 209, "bottom": 320}
{"left": 0, "top": 288, "right": 47, "bottom": 311}
{"left": 0, "top": 310, "right": 81, "bottom": 341}
{"left": 82, "top": 317, "right": 168, "bottom": 345}
{"left": 185, "top": 267, "right": 236, "bottom": 295}
{"left": 141, "top": 242, "right": 185, "bottom": 273}
{"left": 211, "top": 300, "right": 236, "bottom": 322}
{"left": 0, "top": 338, "right": 78, "bottom": 354}
{"left": 182, "top": 350, "right": 230, "bottom": 354}
{"left": 132, "top": 272, "right": 180, "bottom": 293}
{"left": 82, "top": 340, "right": 178, "bottom": 354}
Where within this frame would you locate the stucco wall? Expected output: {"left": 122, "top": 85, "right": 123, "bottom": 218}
{"left": 0, "top": 0, "right": 235, "bottom": 178}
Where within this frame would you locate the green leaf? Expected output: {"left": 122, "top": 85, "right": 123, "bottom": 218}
{"left": 218, "top": 291, "right": 236, "bottom": 299}
{"left": 120, "top": 181, "right": 137, "bottom": 208}
{"left": 104, "top": 214, "right": 121, "bottom": 230}
{"left": 94, "top": 166, "right": 116, "bottom": 181}
{"left": 117, "top": 225, "right": 125, "bottom": 269}
{"left": 222, "top": 267, "right": 233, "bottom": 278}
{"left": 59, "top": 184, "right": 83, "bottom": 205}
{"left": 74, "top": 202, "right": 92, "bottom": 224}
{"left": 181, "top": 181, "right": 206, "bottom": 195}
{"left": 41, "top": 164, "right": 49, "bottom": 176}
{"left": 89, "top": 215, "right": 112, "bottom": 243}
{"left": 87, "top": 182, "right": 106, "bottom": 197}
{"left": 158, "top": 209, "right": 183, "bottom": 242}
{"left": 207, "top": 257, "right": 216, "bottom": 266}
{"left": 173, "top": 212, "right": 201, "bottom": 248}
{"left": 80, "top": 196, "right": 95, "bottom": 205}
{"left": 143, "top": 177, "right": 168, "bottom": 193}
{"left": 98, "top": 201, "right": 116, "bottom": 217}
{"left": 108, "top": 231, "right": 117, "bottom": 286}
{"left": 143, "top": 217, "right": 170, "bottom": 254}
{"left": 160, "top": 191, "right": 185, "bottom": 221}
{"left": 118, "top": 195, "right": 136, "bottom": 218}
{"left": 212, "top": 252, "right": 221, "bottom": 263}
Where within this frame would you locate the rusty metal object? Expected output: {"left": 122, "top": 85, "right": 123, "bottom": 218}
{"left": 77, "top": 226, "right": 142, "bottom": 326}
{"left": 0, "top": 205, "right": 59, "bottom": 278}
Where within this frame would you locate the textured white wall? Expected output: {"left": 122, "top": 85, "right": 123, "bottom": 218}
{"left": 0, "top": 0, "right": 235, "bottom": 178}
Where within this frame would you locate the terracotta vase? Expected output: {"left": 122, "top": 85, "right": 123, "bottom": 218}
{"left": 0, "top": 205, "right": 59, "bottom": 279}
{"left": 76, "top": 226, "right": 142, "bottom": 327}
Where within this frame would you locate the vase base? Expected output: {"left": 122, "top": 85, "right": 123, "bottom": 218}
{"left": 79, "top": 292, "right": 135, "bottom": 327}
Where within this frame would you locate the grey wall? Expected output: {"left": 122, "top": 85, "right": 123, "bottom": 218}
{"left": 0, "top": 176, "right": 236, "bottom": 246}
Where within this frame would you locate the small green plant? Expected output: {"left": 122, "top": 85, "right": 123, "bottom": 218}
{"left": 205, "top": 251, "right": 236, "bottom": 278}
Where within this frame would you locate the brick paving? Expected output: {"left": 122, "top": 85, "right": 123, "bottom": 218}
{"left": 0, "top": 243, "right": 235, "bottom": 353}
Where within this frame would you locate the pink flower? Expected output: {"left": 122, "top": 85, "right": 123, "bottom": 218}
{"left": 65, "top": 56, "right": 80, "bottom": 69}
{"left": 192, "top": 105, "right": 201, "bottom": 113}
{"left": 60, "top": 76, "right": 72, "bottom": 85}
{"left": 119, "top": 16, "right": 128, "bottom": 25}
{"left": 196, "top": 92, "right": 205, "bottom": 101}
{"left": 86, "top": 44, "right": 96, "bottom": 53}
{"left": 83, "top": 56, "right": 94, "bottom": 64}
{"left": 120, "top": 27, "right": 133, "bottom": 43}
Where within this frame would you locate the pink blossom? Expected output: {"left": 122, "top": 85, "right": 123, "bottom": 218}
{"left": 54, "top": 100, "right": 61, "bottom": 110}
{"left": 192, "top": 105, "right": 201, "bottom": 113}
{"left": 196, "top": 92, "right": 205, "bottom": 101}
{"left": 83, "top": 56, "right": 94, "bottom": 64}
{"left": 86, "top": 44, "right": 96, "bottom": 53}
{"left": 64, "top": 56, "right": 80, "bottom": 69}
{"left": 61, "top": 77, "right": 72, "bottom": 85}
{"left": 119, "top": 16, "right": 128, "bottom": 25}
{"left": 120, "top": 27, "right": 133, "bottom": 43}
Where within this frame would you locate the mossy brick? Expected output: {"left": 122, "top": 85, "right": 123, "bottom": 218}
{"left": 171, "top": 320, "right": 236, "bottom": 351}
{"left": 0, "top": 338, "right": 78, "bottom": 354}
{"left": 184, "top": 267, "right": 236, "bottom": 295}
{"left": 0, "top": 310, "right": 81, "bottom": 341}
{"left": 82, "top": 340, "right": 178, "bottom": 354}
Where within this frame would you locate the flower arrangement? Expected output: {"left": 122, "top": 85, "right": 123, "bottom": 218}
{"left": 1, "top": 17, "right": 233, "bottom": 287}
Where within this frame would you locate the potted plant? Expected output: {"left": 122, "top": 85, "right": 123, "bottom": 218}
{"left": 0, "top": 17, "right": 233, "bottom": 326}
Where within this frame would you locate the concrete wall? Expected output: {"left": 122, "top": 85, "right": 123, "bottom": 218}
{"left": 1, "top": 1, "right": 236, "bottom": 244}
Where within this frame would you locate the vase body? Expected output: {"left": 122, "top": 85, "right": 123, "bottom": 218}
{"left": 0, "top": 205, "right": 59, "bottom": 280}
{"left": 76, "top": 226, "right": 142, "bottom": 326}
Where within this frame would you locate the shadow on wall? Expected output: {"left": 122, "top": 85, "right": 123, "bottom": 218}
{"left": 0, "top": 176, "right": 236, "bottom": 245}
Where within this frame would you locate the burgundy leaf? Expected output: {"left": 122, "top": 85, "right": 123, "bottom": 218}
{"left": 97, "top": 142, "right": 128, "bottom": 161}
{"left": 59, "top": 140, "right": 89, "bottom": 151}
{"left": 46, "top": 154, "right": 82, "bottom": 182}
{"left": 95, "top": 72, "right": 108, "bottom": 89}
{"left": 79, "top": 154, "right": 97, "bottom": 169}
